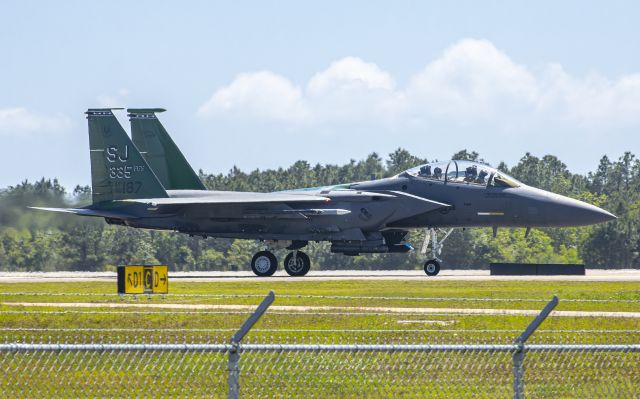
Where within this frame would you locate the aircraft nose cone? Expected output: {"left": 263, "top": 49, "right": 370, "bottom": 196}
{"left": 581, "top": 204, "right": 616, "bottom": 224}
{"left": 519, "top": 187, "right": 616, "bottom": 227}
{"left": 561, "top": 197, "right": 616, "bottom": 226}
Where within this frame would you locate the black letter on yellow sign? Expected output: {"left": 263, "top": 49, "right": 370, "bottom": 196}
{"left": 144, "top": 268, "right": 152, "bottom": 291}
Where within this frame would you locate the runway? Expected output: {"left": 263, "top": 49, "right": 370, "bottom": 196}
{"left": 1, "top": 269, "right": 640, "bottom": 283}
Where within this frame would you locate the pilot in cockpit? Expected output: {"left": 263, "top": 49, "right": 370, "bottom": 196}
{"left": 465, "top": 165, "right": 478, "bottom": 182}
{"left": 419, "top": 165, "right": 431, "bottom": 177}
{"left": 433, "top": 167, "right": 442, "bottom": 179}
{"left": 477, "top": 169, "right": 489, "bottom": 184}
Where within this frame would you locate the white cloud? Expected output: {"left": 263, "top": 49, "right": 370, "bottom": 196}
{"left": 0, "top": 107, "right": 71, "bottom": 136}
{"left": 305, "top": 57, "right": 397, "bottom": 123}
{"left": 197, "top": 38, "right": 640, "bottom": 131}
{"left": 197, "top": 71, "right": 307, "bottom": 122}
{"left": 307, "top": 57, "right": 394, "bottom": 96}
{"left": 405, "top": 39, "right": 538, "bottom": 119}
{"left": 537, "top": 65, "right": 640, "bottom": 128}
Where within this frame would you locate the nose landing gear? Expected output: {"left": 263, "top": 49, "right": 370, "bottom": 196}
{"left": 283, "top": 251, "right": 311, "bottom": 277}
{"left": 424, "top": 259, "right": 440, "bottom": 276}
{"left": 421, "top": 228, "right": 454, "bottom": 277}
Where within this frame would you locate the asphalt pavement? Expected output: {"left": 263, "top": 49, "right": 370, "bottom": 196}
{"left": 1, "top": 269, "right": 639, "bottom": 282}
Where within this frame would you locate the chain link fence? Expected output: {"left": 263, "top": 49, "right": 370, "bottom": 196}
{"left": 0, "top": 294, "right": 638, "bottom": 398}
{"left": 1, "top": 339, "right": 639, "bottom": 398}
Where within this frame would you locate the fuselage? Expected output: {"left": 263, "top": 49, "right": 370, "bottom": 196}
{"left": 113, "top": 160, "right": 615, "bottom": 242}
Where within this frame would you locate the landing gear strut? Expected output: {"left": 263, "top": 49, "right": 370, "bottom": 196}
{"left": 251, "top": 251, "right": 278, "bottom": 277}
{"left": 283, "top": 251, "right": 311, "bottom": 277}
{"left": 421, "top": 228, "right": 454, "bottom": 277}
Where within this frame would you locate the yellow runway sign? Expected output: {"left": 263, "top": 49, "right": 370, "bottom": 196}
{"left": 150, "top": 265, "right": 169, "bottom": 294}
{"left": 118, "top": 265, "right": 168, "bottom": 294}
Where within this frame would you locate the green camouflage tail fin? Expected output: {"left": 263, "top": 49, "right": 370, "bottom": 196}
{"left": 128, "top": 108, "right": 206, "bottom": 190}
{"left": 86, "top": 109, "right": 168, "bottom": 204}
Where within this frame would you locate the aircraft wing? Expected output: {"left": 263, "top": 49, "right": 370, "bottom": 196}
{"left": 31, "top": 190, "right": 450, "bottom": 224}
{"left": 117, "top": 190, "right": 450, "bottom": 220}
{"left": 118, "top": 191, "right": 331, "bottom": 206}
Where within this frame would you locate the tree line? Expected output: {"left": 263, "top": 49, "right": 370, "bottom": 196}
{"left": 0, "top": 149, "right": 638, "bottom": 271}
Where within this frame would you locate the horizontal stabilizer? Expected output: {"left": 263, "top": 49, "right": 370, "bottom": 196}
{"left": 29, "top": 207, "right": 136, "bottom": 219}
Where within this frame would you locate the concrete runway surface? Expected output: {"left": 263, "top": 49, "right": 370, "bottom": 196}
{"left": 1, "top": 269, "right": 640, "bottom": 283}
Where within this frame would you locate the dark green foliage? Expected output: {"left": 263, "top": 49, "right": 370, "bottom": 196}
{"left": 385, "top": 148, "right": 428, "bottom": 177}
{"left": 0, "top": 149, "right": 638, "bottom": 271}
{"left": 451, "top": 149, "right": 482, "bottom": 163}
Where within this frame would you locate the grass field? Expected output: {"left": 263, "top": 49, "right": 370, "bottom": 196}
{"left": 1, "top": 278, "right": 639, "bottom": 397}
{"left": 1, "top": 279, "right": 639, "bottom": 343}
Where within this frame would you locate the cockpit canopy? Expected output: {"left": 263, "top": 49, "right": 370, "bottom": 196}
{"left": 402, "top": 160, "right": 521, "bottom": 188}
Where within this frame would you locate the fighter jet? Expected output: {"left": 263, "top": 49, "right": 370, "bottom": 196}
{"left": 33, "top": 108, "right": 616, "bottom": 277}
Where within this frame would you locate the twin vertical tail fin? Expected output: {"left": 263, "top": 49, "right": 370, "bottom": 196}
{"left": 87, "top": 109, "right": 168, "bottom": 204}
{"left": 128, "top": 108, "right": 206, "bottom": 190}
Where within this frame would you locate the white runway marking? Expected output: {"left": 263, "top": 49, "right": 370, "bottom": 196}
{"left": 4, "top": 302, "right": 640, "bottom": 318}
{"left": 397, "top": 320, "right": 456, "bottom": 326}
{"left": 1, "top": 292, "right": 638, "bottom": 303}
{"left": 2, "top": 269, "right": 640, "bottom": 282}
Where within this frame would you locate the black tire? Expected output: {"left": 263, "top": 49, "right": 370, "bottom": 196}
{"left": 283, "top": 251, "right": 311, "bottom": 277}
{"left": 424, "top": 259, "right": 440, "bottom": 276}
{"left": 251, "top": 251, "right": 278, "bottom": 276}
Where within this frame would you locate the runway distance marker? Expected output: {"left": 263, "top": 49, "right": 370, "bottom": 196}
{"left": 117, "top": 265, "right": 168, "bottom": 295}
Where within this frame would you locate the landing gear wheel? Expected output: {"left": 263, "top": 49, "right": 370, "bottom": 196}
{"left": 424, "top": 259, "right": 440, "bottom": 277}
{"left": 283, "top": 251, "right": 311, "bottom": 277}
{"left": 251, "top": 251, "right": 278, "bottom": 277}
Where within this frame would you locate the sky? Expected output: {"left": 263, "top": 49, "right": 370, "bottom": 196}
{"left": 1, "top": 1, "right": 639, "bottom": 189}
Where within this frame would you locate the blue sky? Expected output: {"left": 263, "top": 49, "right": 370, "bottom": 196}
{"left": 1, "top": 1, "right": 639, "bottom": 188}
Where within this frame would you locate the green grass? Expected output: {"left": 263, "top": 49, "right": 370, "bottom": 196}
{"left": 1, "top": 279, "right": 640, "bottom": 303}
{"left": 0, "top": 280, "right": 638, "bottom": 342}
{"left": 0, "top": 279, "right": 638, "bottom": 397}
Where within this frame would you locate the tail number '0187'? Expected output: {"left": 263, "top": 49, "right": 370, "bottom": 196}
{"left": 113, "top": 181, "right": 142, "bottom": 194}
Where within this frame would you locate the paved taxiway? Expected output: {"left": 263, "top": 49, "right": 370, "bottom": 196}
{"left": 1, "top": 269, "right": 640, "bottom": 283}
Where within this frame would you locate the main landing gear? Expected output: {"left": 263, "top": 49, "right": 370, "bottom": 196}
{"left": 421, "top": 228, "right": 454, "bottom": 277}
{"left": 250, "top": 241, "right": 311, "bottom": 277}
{"left": 250, "top": 251, "right": 278, "bottom": 277}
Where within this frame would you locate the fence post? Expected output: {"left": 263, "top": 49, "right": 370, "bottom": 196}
{"left": 228, "top": 343, "right": 240, "bottom": 398}
{"left": 227, "top": 291, "right": 275, "bottom": 399}
{"left": 513, "top": 295, "right": 558, "bottom": 399}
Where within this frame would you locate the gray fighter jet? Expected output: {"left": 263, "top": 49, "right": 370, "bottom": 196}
{"left": 33, "top": 108, "right": 616, "bottom": 277}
